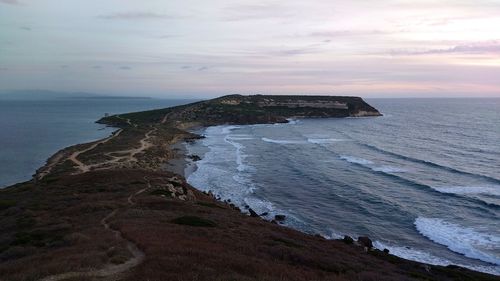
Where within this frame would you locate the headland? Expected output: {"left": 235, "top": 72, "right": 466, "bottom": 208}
{"left": 0, "top": 95, "right": 496, "bottom": 281}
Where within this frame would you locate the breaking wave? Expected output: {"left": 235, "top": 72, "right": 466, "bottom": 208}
{"left": 415, "top": 217, "right": 500, "bottom": 266}
{"left": 431, "top": 185, "right": 500, "bottom": 197}
{"left": 374, "top": 241, "right": 500, "bottom": 275}
{"left": 261, "top": 137, "right": 307, "bottom": 145}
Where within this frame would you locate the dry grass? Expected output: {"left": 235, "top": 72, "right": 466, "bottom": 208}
{"left": 0, "top": 170, "right": 497, "bottom": 281}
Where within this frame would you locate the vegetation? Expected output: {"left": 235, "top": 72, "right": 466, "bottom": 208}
{"left": 0, "top": 96, "right": 494, "bottom": 281}
{"left": 171, "top": 216, "right": 217, "bottom": 227}
{"left": 0, "top": 199, "right": 16, "bottom": 210}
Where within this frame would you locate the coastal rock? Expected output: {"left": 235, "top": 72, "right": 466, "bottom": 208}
{"left": 357, "top": 236, "right": 373, "bottom": 249}
{"left": 343, "top": 235, "right": 354, "bottom": 244}
{"left": 188, "top": 154, "right": 201, "bottom": 161}
{"left": 248, "top": 208, "right": 259, "bottom": 217}
{"left": 274, "top": 215, "right": 286, "bottom": 221}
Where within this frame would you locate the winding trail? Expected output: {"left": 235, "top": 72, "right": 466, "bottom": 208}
{"left": 67, "top": 126, "right": 156, "bottom": 173}
{"left": 40, "top": 178, "right": 151, "bottom": 281}
{"left": 117, "top": 115, "right": 137, "bottom": 128}
{"left": 161, "top": 111, "right": 173, "bottom": 124}
{"left": 36, "top": 153, "right": 65, "bottom": 180}
{"left": 68, "top": 129, "right": 123, "bottom": 173}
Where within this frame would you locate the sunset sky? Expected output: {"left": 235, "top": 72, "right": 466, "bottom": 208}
{"left": 1, "top": 0, "right": 499, "bottom": 98}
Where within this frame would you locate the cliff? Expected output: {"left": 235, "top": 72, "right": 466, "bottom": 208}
{"left": 98, "top": 94, "right": 382, "bottom": 127}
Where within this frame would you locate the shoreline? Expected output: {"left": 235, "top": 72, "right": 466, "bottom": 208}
{"left": 166, "top": 122, "right": 500, "bottom": 276}
{"left": 1, "top": 95, "right": 496, "bottom": 280}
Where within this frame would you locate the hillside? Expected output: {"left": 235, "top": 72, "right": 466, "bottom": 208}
{"left": 0, "top": 95, "right": 496, "bottom": 281}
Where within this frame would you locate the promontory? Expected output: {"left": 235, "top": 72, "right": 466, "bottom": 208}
{"left": 0, "top": 95, "right": 496, "bottom": 281}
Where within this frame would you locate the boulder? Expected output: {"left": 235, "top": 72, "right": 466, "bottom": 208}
{"left": 357, "top": 236, "right": 373, "bottom": 248}
{"left": 343, "top": 235, "right": 354, "bottom": 244}
{"left": 274, "top": 215, "right": 286, "bottom": 221}
{"left": 248, "top": 208, "right": 259, "bottom": 217}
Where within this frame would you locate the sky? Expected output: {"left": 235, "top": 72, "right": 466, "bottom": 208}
{"left": 1, "top": 0, "right": 500, "bottom": 98}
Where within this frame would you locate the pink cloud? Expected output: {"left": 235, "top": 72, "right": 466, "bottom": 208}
{"left": 391, "top": 41, "right": 500, "bottom": 55}
{"left": 0, "top": 0, "right": 21, "bottom": 5}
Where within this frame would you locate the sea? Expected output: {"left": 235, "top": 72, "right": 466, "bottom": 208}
{"left": 185, "top": 98, "right": 500, "bottom": 275}
{"left": 0, "top": 97, "right": 194, "bottom": 187}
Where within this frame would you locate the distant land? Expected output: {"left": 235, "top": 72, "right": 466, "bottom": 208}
{"left": 0, "top": 90, "right": 151, "bottom": 100}
{"left": 0, "top": 95, "right": 496, "bottom": 281}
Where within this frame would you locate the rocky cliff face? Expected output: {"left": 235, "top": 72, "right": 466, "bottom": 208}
{"left": 99, "top": 95, "right": 381, "bottom": 128}
{"left": 211, "top": 95, "right": 382, "bottom": 120}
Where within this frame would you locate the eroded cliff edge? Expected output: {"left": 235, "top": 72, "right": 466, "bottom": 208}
{"left": 98, "top": 94, "right": 382, "bottom": 128}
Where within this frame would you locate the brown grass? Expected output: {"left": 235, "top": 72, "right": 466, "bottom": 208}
{"left": 0, "top": 170, "right": 497, "bottom": 281}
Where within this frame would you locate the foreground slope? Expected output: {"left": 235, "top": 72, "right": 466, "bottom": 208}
{"left": 0, "top": 95, "right": 496, "bottom": 281}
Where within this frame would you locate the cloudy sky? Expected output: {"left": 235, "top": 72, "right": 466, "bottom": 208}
{"left": 1, "top": 0, "right": 500, "bottom": 98}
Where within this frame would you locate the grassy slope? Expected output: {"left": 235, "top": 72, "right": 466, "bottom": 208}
{"left": 0, "top": 95, "right": 496, "bottom": 281}
{"left": 1, "top": 170, "right": 496, "bottom": 281}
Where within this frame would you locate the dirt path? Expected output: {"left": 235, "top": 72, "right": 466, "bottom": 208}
{"left": 161, "top": 111, "right": 173, "bottom": 124}
{"left": 40, "top": 178, "right": 151, "bottom": 281}
{"left": 68, "top": 129, "right": 123, "bottom": 173}
{"left": 83, "top": 127, "right": 158, "bottom": 170}
{"left": 36, "top": 152, "right": 65, "bottom": 180}
{"left": 129, "top": 128, "right": 157, "bottom": 161}
{"left": 117, "top": 115, "right": 136, "bottom": 128}
{"left": 67, "top": 125, "right": 156, "bottom": 173}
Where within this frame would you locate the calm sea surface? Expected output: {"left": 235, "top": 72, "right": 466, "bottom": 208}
{"left": 186, "top": 98, "right": 500, "bottom": 275}
{"left": 0, "top": 97, "right": 193, "bottom": 187}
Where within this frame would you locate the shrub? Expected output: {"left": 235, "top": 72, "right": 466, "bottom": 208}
{"left": 171, "top": 216, "right": 216, "bottom": 227}
{"left": 196, "top": 202, "right": 225, "bottom": 209}
{"left": 0, "top": 200, "right": 16, "bottom": 210}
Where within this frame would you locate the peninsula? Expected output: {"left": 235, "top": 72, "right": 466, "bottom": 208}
{"left": 0, "top": 95, "right": 495, "bottom": 281}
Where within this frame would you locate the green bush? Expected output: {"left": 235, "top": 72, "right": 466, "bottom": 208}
{"left": 196, "top": 202, "right": 225, "bottom": 209}
{"left": 172, "top": 216, "right": 216, "bottom": 227}
{"left": 0, "top": 200, "right": 16, "bottom": 210}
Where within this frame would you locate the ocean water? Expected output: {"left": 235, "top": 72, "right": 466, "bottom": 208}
{"left": 186, "top": 98, "right": 500, "bottom": 275}
{"left": 0, "top": 97, "right": 194, "bottom": 187}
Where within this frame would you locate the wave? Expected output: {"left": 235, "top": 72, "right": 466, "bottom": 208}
{"left": 339, "top": 155, "right": 407, "bottom": 173}
{"left": 338, "top": 155, "right": 499, "bottom": 210}
{"left": 261, "top": 137, "right": 307, "bottom": 145}
{"left": 360, "top": 143, "right": 500, "bottom": 185}
{"left": 307, "top": 138, "right": 349, "bottom": 144}
{"left": 415, "top": 217, "right": 500, "bottom": 266}
{"left": 374, "top": 241, "right": 500, "bottom": 275}
{"left": 432, "top": 185, "right": 500, "bottom": 197}
{"left": 339, "top": 155, "right": 374, "bottom": 165}
{"left": 221, "top": 125, "right": 241, "bottom": 134}
{"left": 224, "top": 136, "right": 254, "bottom": 173}
{"left": 286, "top": 118, "right": 300, "bottom": 125}
{"left": 371, "top": 165, "right": 407, "bottom": 173}
{"left": 226, "top": 136, "right": 255, "bottom": 141}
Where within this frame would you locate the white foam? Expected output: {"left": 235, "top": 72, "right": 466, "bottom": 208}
{"left": 307, "top": 138, "right": 348, "bottom": 144}
{"left": 226, "top": 134, "right": 254, "bottom": 141}
{"left": 286, "top": 118, "right": 300, "bottom": 125}
{"left": 432, "top": 185, "right": 500, "bottom": 196}
{"left": 374, "top": 241, "right": 450, "bottom": 266}
{"left": 188, "top": 125, "right": 276, "bottom": 217}
{"left": 373, "top": 241, "right": 500, "bottom": 275}
{"left": 415, "top": 217, "right": 500, "bottom": 266}
{"left": 224, "top": 135, "right": 254, "bottom": 173}
{"left": 261, "top": 137, "right": 307, "bottom": 145}
{"left": 339, "top": 155, "right": 374, "bottom": 165}
{"left": 319, "top": 230, "right": 343, "bottom": 240}
{"left": 372, "top": 165, "right": 407, "bottom": 173}
{"left": 221, "top": 125, "right": 240, "bottom": 134}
